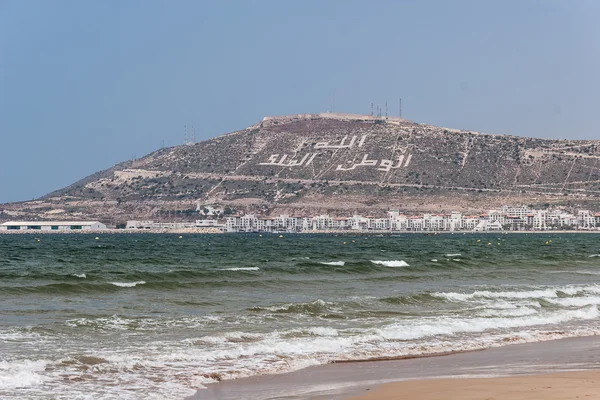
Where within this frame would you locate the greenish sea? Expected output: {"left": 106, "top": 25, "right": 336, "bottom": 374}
{"left": 2, "top": 233, "right": 600, "bottom": 399}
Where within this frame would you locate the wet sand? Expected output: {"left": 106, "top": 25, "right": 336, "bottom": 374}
{"left": 189, "top": 335, "right": 600, "bottom": 400}
{"left": 349, "top": 371, "right": 600, "bottom": 399}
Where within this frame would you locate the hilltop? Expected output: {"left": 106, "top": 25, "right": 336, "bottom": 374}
{"left": 3, "top": 113, "right": 600, "bottom": 224}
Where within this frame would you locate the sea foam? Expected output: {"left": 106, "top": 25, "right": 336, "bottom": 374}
{"left": 109, "top": 281, "right": 146, "bottom": 288}
{"left": 0, "top": 360, "right": 47, "bottom": 389}
{"left": 370, "top": 260, "right": 409, "bottom": 267}
{"left": 320, "top": 261, "right": 345, "bottom": 266}
{"left": 221, "top": 267, "right": 260, "bottom": 271}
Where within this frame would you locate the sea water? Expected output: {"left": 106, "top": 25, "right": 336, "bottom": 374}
{"left": 2, "top": 233, "right": 600, "bottom": 399}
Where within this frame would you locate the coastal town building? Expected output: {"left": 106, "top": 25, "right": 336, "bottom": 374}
{"left": 3, "top": 206, "right": 597, "bottom": 234}
{"left": 126, "top": 220, "right": 224, "bottom": 230}
{"left": 0, "top": 221, "right": 107, "bottom": 231}
{"left": 221, "top": 206, "right": 597, "bottom": 233}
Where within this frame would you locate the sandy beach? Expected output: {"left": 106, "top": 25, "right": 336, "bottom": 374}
{"left": 349, "top": 371, "right": 600, "bottom": 399}
{"left": 191, "top": 335, "right": 600, "bottom": 400}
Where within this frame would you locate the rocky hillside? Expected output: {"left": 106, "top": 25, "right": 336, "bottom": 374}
{"left": 4, "top": 113, "right": 600, "bottom": 224}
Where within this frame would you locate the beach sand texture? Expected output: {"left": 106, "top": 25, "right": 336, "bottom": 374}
{"left": 350, "top": 371, "right": 600, "bottom": 400}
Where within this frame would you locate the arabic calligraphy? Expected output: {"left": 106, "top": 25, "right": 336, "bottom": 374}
{"left": 314, "top": 135, "right": 367, "bottom": 149}
{"left": 337, "top": 153, "right": 412, "bottom": 171}
{"left": 258, "top": 153, "right": 317, "bottom": 167}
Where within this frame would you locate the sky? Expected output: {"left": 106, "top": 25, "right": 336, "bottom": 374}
{"left": 1, "top": 0, "right": 599, "bottom": 203}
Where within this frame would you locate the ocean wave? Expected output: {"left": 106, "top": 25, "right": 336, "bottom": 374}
{"left": 589, "top": 254, "right": 600, "bottom": 257}
{"left": 445, "top": 253, "right": 462, "bottom": 257}
{"left": 478, "top": 306, "right": 539, "bottom": 318}
{"left": 432, "top": 286, "right": 600, "bottom": 302}
{"left": 248, "top": 299, "right": 340, "bottom": 315}
{"left": 220, "top": 267, "right": 260, "bottom": 271}
{"left": 64, "top": 314, "right": 228, "bottom": 332}
{"left": 371, "top": 260, "right": 409, "bottom": 267}
{"left": 0, "top": 359, "right": 47, "bottom": 389}
{"left": 72, "top": 273, "right": 86, "bottom": 278}
{"left": 109, "top": 281, "right": 146, "bottom": 288}
{"left": 377, "top": 306, "right": 598, "bottom": 341}
{"left": 543, "top": 296, "right": 600, "bottom": 308}
{"left": 319, "top": 261, "right": 346, "bottom": 266}
{"left": 574, "top": 270, "right": 600, "bottom": 276}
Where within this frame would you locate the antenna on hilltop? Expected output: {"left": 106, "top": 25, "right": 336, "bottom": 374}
{"left": 371, "top": 102, "right": 374, "bottom": 116}
{"left": 184, "top": 125, "right": 187, "bottom": 145}
{"left": 399, "top": 97, "right": 402, "bottom": 118}
{"left": 385, "top": 101, "right": 388, "bottom": 119}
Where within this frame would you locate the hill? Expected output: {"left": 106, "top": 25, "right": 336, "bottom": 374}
{"left": 4, "top": 113, "right": 600, "bottom": 224}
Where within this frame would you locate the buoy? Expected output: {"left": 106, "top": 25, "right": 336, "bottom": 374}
{"left": 545, "top": 241, "right": 549, "bottom": 245}
{"left": 179, "top": 236, "right": 183, "bottom": 239}
{"left": 37, "top": 239, "right": 40, "bottom": 242}
{"left": 352, "top": 240, "right": 356, "bottom": 243}
{"left": 343, "top": 242, "right": 347, "bottom": 245}
{"left": 488, "top": 242, "right": 492, "bottom": 245}
{"left": 498, "top": 243, "right": 501, "bottom": 245}
{"left": 279, "top": 235, "right": 284, "bottom": 238}
{"left": 549, "top": 240, "right": 552, "bottom": 243}
{"left": 477, "top": 239, "right": 481, "bottom": 243}
{"left": 259, "top": 234, "right": 262, "bottom": 237}
{"left": 95, "top": 237, "right": 99, "bottom": 240}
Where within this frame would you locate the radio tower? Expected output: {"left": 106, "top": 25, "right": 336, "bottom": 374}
{"left": 399, "top": 97, "right": 402, "bottom": 118}
{"left": 385, "top": 101, "right": 388, "bottom": 119}
{"left": 183, "top": 125, "right": 187, "bottom": 145}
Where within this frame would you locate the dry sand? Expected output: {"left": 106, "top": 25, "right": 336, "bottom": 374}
{"left": 349, "top": 371, "right": 600, "bottom": 400}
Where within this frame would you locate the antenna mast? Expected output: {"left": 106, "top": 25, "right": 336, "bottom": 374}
{"left": 399, "top": 97, "right": 402, "bottom": 118}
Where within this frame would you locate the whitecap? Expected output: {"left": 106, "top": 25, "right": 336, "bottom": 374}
{"left": 431, "top": 259, "right": 438, "bottom": 262}
{"left": 109, "top": 281, "right": 146, "bottom": 287}
{"left": 379, "top": 306, "right": 599, "bottom": 341}
{"left": 221, "top": 267, "right": 260, "bottom": 271}
{"left": 371, "top": 260, "right": 409, "bottom": 267}
{"left": 72, "top": 273, "right": 86, "bottom": 278}
{"left": 0, "top": 360, "right": 47, "bottom": 389}
{"left": 320, "top": 261, "right": 345, "bottom": 266}
{"left": 445, "top": 253, "right": 462, "bottom": 257}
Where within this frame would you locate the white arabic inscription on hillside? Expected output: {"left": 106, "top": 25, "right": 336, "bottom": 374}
{"left": 257, "top": 134, "right": 413, "bottom": 170}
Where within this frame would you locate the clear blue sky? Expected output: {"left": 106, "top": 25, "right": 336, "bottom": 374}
{"left": 1, "top": 0, "right": 599, "bottom": 203}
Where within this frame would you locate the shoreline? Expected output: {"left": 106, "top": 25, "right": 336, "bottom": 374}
{"left": 0, "top": 229, "right": 597, "bottom": 235}
{"left": 189, "top": 334, "right": 600, "bottom": 400}
{"left": 348, "top": 370, "right": 600, "bottom": 400}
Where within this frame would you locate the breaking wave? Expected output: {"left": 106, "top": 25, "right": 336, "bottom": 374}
{"left": 109, "top": 281, "right": 146, "bottom": 288}
{"left": 371, "top": 260, "right": 410, "bottom": 267}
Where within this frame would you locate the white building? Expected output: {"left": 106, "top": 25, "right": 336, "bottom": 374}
{"left": 0, "top": 221, "right": 107, "bottom": 231}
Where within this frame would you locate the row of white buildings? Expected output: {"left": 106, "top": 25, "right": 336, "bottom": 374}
{"left": 223, "top": 206, "right": 600, "bottom": 233}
